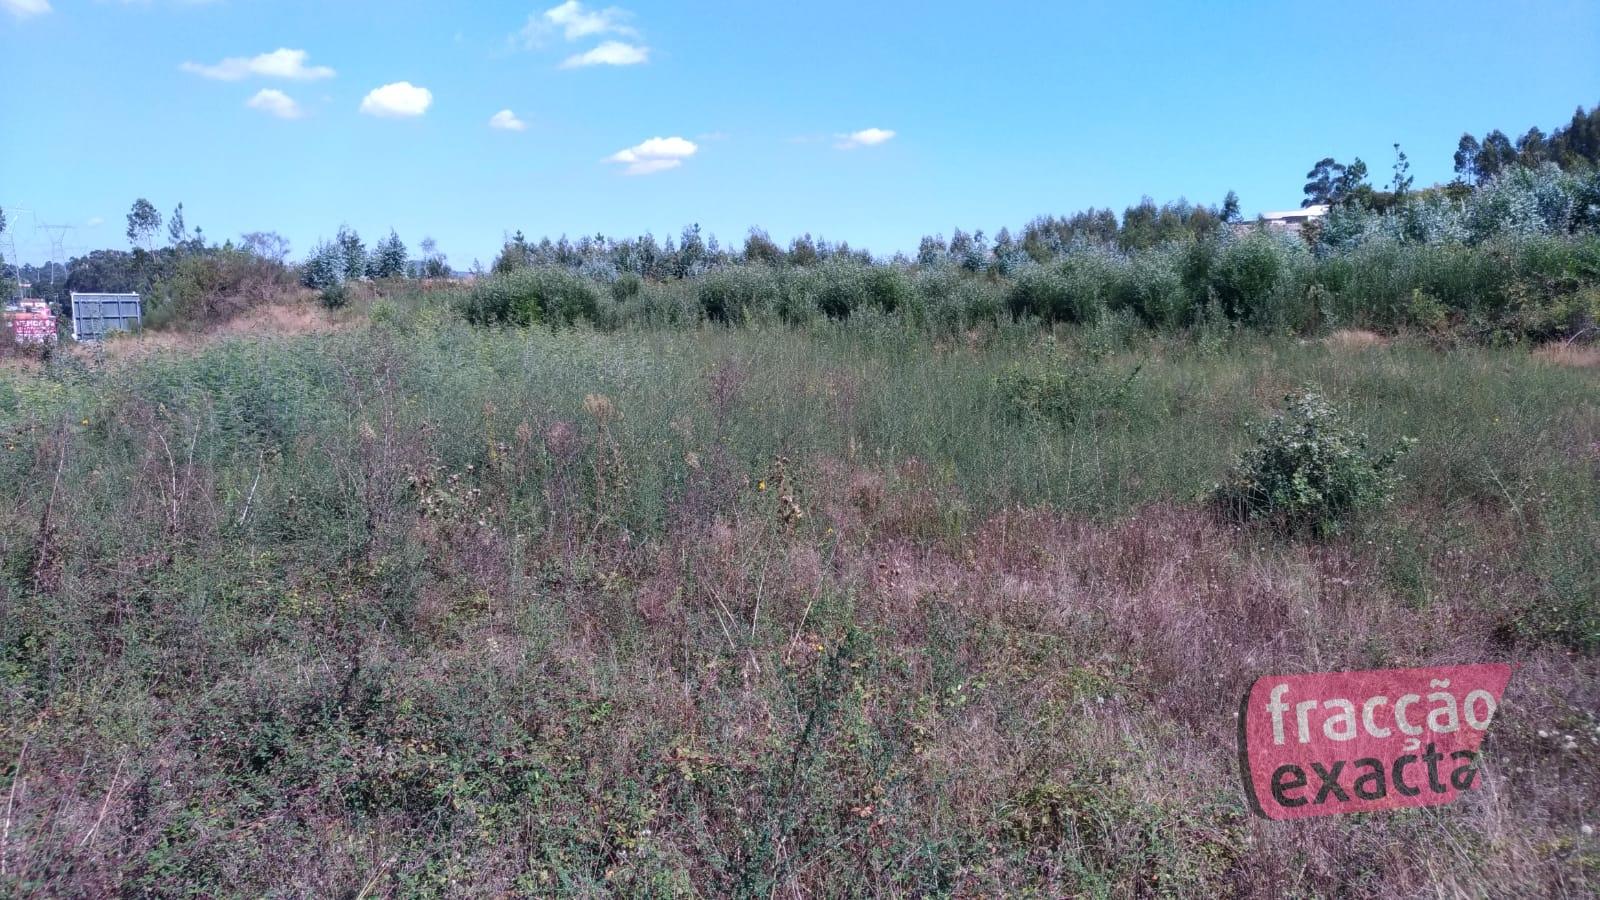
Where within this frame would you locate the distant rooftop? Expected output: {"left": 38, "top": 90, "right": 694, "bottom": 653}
{"left": 1258, "top": 204, "right": 1330, "bottom": 221}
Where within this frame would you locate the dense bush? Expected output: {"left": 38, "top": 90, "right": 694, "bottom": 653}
{"left": 1213, "top": 391, "right": 1414, "bottom": 535}
{"left": 1112, "top": 244, "right": 1193, "bottom": 327}
{"left": 1006, "top": 253, "right": 1118, "bottom": 324}
{"left": 430, "top": 165, "right": 1600, "bottom": 343}
{"left": 145, "top": 248, "right": 299, "bottom": 327}
{"left": 440, "top": 228, "right": 1600, "bottom": 343}
{"left": 457, "top": 266, "right": 602, "bottom": 326}
{"left": 698, "top": 265, "right": 777, "bottom": 322}
{"left": 1207, "top": 230, "right": 1308, "bottom": 326}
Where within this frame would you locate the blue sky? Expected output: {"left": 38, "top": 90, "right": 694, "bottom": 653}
{"left": 3, "top": 0, "right": 1598, "bottom": 267}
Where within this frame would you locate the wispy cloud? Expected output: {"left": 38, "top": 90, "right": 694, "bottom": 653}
{"left": 359, "top": 82, "right": 433, "bottom": 118}
{"left": 560, "top": 40, "right": 648, "bottom": 68}
{"left": 518, "top": 1, "right": 636, "bottom": 46}
{"left": 546, "top": 0, "right": 636, "bottom": 40}
{"left": 835, "top": 127, "right": 896, "bottom": 149}
{"left": 86, "top": 216, "right": 105, "bottom": 227}
{"left": 517, "top": 2, "right": 651, "bottom": 69}
{"left": 247, "top": 88, "right": 304, "bottom": 119}
{"left": 1, "top": 0, "right": 52, "bottom": 19}
{"left": 489, "top": 109, "right": 527, "bottom": 131}
{"left": 607, "top": 135, "right": 697, "bottom": 175}
{"left": 181, "top": 48, "right": 336, "bottom": 81}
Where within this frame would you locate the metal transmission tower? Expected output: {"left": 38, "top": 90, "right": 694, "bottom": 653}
{"left": 0, "top": 205, "right": 37, "bottom": 303}
{"left": 38, "top": 223, "right": 76, "bottom": 299}
{"left": 0, "top": 231, "right": 17, "bottom": 303}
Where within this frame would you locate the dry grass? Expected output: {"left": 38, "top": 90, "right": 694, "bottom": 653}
{"left": 88, "top": 295, "right": 343, "bottom": 364}
{"left": 1323, "top": 328, "right": 1391, "bottom": 350}
{"left": 0, "top": 323, "right": 1594, "bottom": 896}
{"left": 1535, "top": 340, "right": 1600, "bottom": 369}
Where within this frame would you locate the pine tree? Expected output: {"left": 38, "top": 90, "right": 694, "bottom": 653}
{"left": 366, "top": 230, "right": 408, "bottom": 279}
{"left": 167, "top": 203, "right": 187, "bottom": 248}
{"left": 1221, "top": 190, "right": 1242, "bottom": 224}
{"left": 335, "top": 226, "right": 365, "bottom": 280}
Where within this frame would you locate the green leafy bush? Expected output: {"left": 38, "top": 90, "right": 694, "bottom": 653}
{"left": 1006, "top": 254, "right": 1116, "bottom": 324}
{"left": 1208, "top": 231, "right": 1307, "bottom": 326}
{"left": 862, "top": 264, "right": 911, "bottom": 313}
{"left": 698, "top": 265, "right": 782, "bottom": 322}
{"left": 995, "top": 346, "right": 1141, "bottom": 425}
{"left": 790, "top": 260, "right": 904, "bottom": 320}
{"left": 457, "top": 266, "right": 601, "bottom": 326}
{"left": 1213, "top": 391, "right": 1414, "bottom": 535}
{"left": 1112, "top": 244, "right": 1193, "bottom": 327}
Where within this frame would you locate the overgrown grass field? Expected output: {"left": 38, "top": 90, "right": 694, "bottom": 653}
{"left": 0, "top": 307, "right": 1596, "bottom": 895}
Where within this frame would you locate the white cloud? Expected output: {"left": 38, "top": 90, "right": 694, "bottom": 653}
{"left": 519, "top": 1, "right": 636, "bottom": 46}
{"left": 247, "top": 88, "right": 304, "bottom": 119}
{"left": 516, "top": 3, "right": 650, "bottom": 68}
{"left": 489, "top": 109, "right": 527, "bottom": 131}
{"left": 1, "top": 0, "right": 51, "bottom": 19}
{"left": 607, "top": 136, "right": 697, "bottom": 175}
{"left": 835, "top": 128, "right": 896, "bottom": 149}
{"left": 360, "top": 82, "right": 433, "bottom": 118}
{"left": 86, "top": 216, "right": 105, "bottom": 227}
{"left": 560, "top": 40, "right": 648, "bottom": 68}
{"left": 545, "top": 1, "right": 635, "bottom": 40}
{"left": 181, "top": 48, "right": 336, "bottom": 82}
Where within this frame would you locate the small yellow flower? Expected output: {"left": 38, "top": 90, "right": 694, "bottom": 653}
{"left": 80, "top": 418, "right": 89, "bottom": 426}
{"left": 757, "top": 480, "right": 767, "bottom": 492}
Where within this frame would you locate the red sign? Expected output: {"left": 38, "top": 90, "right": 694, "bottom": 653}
{"left": 5, "top": 310, "right": 57, "bottom": 344}
{"left": 1239, "top": 664, "right": 1513, "bottom": 820}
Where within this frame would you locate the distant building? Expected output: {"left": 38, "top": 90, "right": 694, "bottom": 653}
{"left": 1250, "top": 204, "right": 1330, "bottom": 234}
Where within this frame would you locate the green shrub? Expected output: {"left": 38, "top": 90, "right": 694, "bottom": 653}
{"left": 995, "top": 346, "right": 1141, "bottom": 425}
{"left": 618, "top": 279, "right": 701, "bottom": 327}
{"left": 698, "top": 265, "right": 780, "bottom": 323}
{"left": 862, "top": 264, "right": 911, "bottom": 313}
{"left": 457, "top": 266, "right": 601, "bottom": 326}
{"left": 955, "top": 276, "right": 1004, "bottom": 325}
{"left": 1212, "top": 391, "right": 1414, "bottom": 535}
{"left": 611, "top": 271, "right": 643, "bottom": 302}
{"left": 804, "top": 260, "right": 890, "bottom": 319}
{"left": 144, "top": 248, "right": 299, "bottom": 328}
{"left": 1006, "top": 255, "right": 1114, "bottom": 324}
{"left": 319, "top": 283, "right": 348, "bottom": 310}
{"left": 1113, "top": 244, "right": 1193, "bottom": 327}
{"left": 1208, "top": 231, "right": 1306, "bottom": 325}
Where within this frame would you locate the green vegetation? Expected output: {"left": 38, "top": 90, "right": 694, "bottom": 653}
{"left": 413, "top": 160, "right": 1600, "bottom": 344}
{"left": 0, "top": 309, "right": 1595, "bottom": 895}
{"left": 1212, "top": 390, "right": 1414, "bottom": 535}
